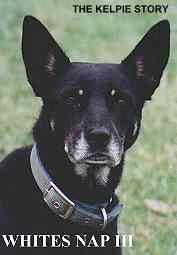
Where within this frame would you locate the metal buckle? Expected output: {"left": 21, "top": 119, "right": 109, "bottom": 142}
{"left": 43, "top": 182, "right": 75, "bottom": 220}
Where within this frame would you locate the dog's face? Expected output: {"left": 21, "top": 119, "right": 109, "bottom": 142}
{"left": 54, "top": 63, "right": 134, "bottom": 168}
{"left": 22, "top": 16, "right": 170, "bottom": 189}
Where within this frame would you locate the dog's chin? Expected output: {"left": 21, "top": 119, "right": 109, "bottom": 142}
{"left": 74, "top": 163, "right": 111, "bottom": 193}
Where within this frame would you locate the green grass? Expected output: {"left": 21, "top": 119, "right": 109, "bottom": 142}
{"left": 0, "top": 0, "right": 176, "bottom": 254}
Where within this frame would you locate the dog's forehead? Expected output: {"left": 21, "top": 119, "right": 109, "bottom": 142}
{"left": 58, "top": 62, "right": 130, "bottom": 92}
{"left": 70, "top": 62, "right": 119, "bottom": 76}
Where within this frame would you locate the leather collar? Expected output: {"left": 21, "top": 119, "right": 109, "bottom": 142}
{"left": 30, "top": 144, "right": 123, "bottom": 230}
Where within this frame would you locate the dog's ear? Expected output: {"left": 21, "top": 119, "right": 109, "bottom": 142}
{"left": 22, "top": 15, "right": 70, "bottom": 98}
{"left": 122, "top": 20, "right": 170, "bottom": 100}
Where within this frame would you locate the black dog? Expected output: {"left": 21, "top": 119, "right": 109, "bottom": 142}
{"left": 0, "top": 16, "right": 170, "bottom": 254}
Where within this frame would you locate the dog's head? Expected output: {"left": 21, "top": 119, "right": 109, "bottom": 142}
{"left": 22, "top": 16, "right": 170, "bottom": 190}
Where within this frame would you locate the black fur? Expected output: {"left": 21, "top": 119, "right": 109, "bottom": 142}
{"left": 0, "top": 16, "right": 170, "bottom": 254}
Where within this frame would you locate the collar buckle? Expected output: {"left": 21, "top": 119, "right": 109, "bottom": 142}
{"left": 43, "top": 181, "right": 75, "bottom": 220}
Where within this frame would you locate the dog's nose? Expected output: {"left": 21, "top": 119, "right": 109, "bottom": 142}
{"left": 86, "top": 127, "right": 111, "bottom": 147}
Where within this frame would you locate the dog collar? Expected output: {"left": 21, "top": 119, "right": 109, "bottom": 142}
{"left": 30, "top": 144, "right": 123, "bottom": 230}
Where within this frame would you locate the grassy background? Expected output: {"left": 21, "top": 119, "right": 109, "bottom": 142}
{"left": 0, "top": 0, "right": 176, "bottom": 254}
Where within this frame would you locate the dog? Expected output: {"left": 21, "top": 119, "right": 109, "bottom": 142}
{"left": 0, "top": 16, "right": 170, "bottom": 254}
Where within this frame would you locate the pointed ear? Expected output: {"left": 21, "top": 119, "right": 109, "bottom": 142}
{"left": 22, "top": 15, "right": 70, "bottom": 98}
{"left": 122, "top": 20, "right": 170, "bottom": 100}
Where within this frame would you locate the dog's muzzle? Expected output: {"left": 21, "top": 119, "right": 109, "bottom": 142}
{"left": 64, "top": 129, "right": 124, "bottom": 168}
{"left": 30, "top": 144, "right": 123, "bottom": 230}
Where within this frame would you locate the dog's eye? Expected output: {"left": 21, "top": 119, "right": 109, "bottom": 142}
{"left": 109, "top": 89, "right": 125, "bottom": 104}
{"left": 65, "top": 89, "right": 86, "bottom": 109}
{"left": 110, "top": 89, "right": 116, "bottom": 96}
{"left": 78, "top": 89, "right": 84, "bottom": 96}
